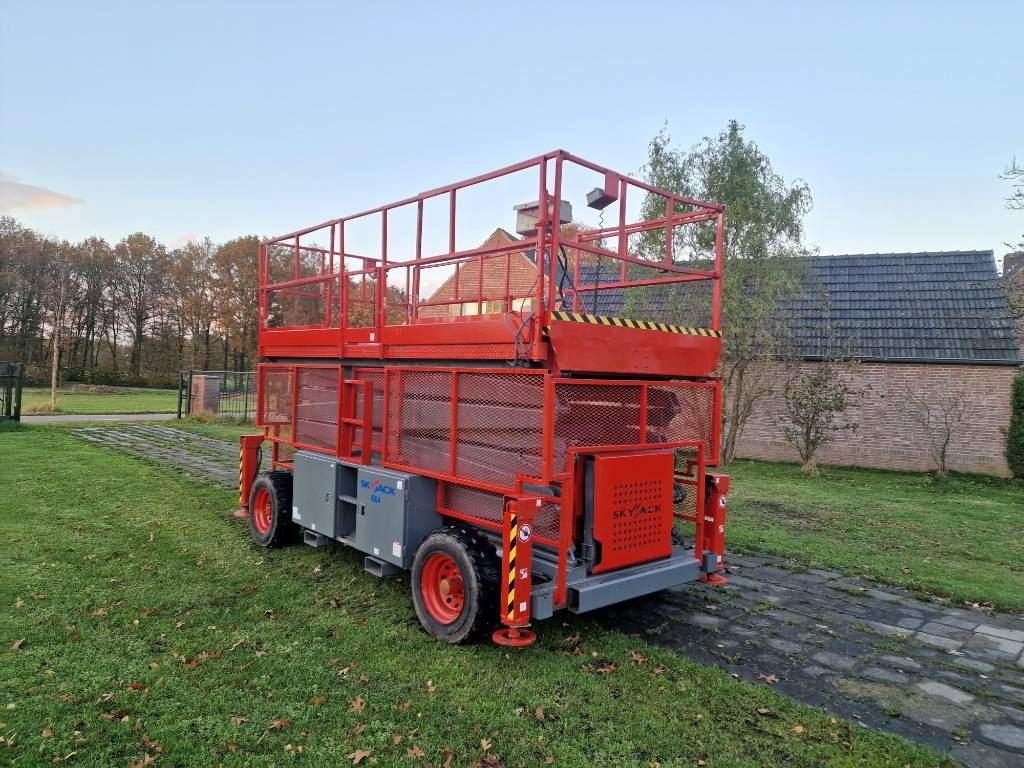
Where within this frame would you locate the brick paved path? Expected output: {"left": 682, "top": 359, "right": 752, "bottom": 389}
{"left": 601, "top": 555, "right": 1024, "bottom": 767}
{"left": 72, "top": 427, "right": 1024, "bottom": 767}
{"left": 71, "top": 424, "right": 268, "bottom": 489}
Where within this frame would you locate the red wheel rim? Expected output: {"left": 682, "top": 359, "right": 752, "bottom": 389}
{"left": 252, "top": 487, "right": 273, "bottom": 535}
{"left": 420, "top": 553, "right": 464, "bottom": 624}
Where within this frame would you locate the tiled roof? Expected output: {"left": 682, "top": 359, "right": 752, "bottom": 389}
{"left": 786, "top": 251, "right": 1020, "bottom": 364}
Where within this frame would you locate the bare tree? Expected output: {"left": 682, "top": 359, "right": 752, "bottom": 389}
{"left": 113, "top": 233, "right": 168, "bottom": 377}
{"left": 46, "top": 240, "right": 77, "bottom": 410}
{"left": 896, "top": 382, "right": 979, "bottom": 477}
{"left": 780, "top": 359, "right": 859, "bottom": 475}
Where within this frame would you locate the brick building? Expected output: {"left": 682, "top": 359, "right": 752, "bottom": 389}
{"left": 423, "top": 238, "right": 1022, "bottom": 475}
{"left": 736, "top": 251, "right": 1022, "bottom": 476}
{"left": 418, "top": 228, "right": 536, "bottom": 319}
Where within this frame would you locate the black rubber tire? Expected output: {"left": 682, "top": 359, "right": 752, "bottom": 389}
{"left": 248, "top": 471, "right": 295, "bottom": 548}
{"left": 410, "top": 526, "right": 500, "bottom": 644}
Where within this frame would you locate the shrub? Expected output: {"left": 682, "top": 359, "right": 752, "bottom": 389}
{"left": 1007, "top": 373, "right": 1024, "bottom": 479}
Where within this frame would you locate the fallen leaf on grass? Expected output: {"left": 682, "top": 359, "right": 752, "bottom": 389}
{"left": 347, "top": 748, "right": 371, "bottom": 764}
{"left": 140, "top": 735, "right": 162, "bottom": 752}
{"left": 425, "top": 680, "right": 437, "bottom": 694}
{"left": 310, "top": 695, "right": 326, "bottom": 706}
{"left": 269, "top": 718, "right": 290, "bottom": 731}
{"left": 629, "top": 650, "right": 648, "bottom": 666}
{"left": 352, "top": 724, "right": 365, "bottom": 735}
{"left": 407, "top": 744, "right": 425, "bottom": 759}
{"left": 129, "top": 755, "right": 157, "bottom": 768}
{"left": 651, "top": 665, "right": 666, "bottom": 676}
{"left": 755, "top": 708, "right": 778, "bottom": 718}
{"left": 398, "top": 700, "right": 412, "bottom": 711}
{"left": 226, "top": 743, "right": 237, "bottom": 753}
{"left": 10, "top": 639, "right": 24, "bottom": 651}
{"left": 41, "top": 727, "right": 53, "bottom": 738}
{"left": 350, "top": 697, "right": 365, "bottom": 712}
{"left": 480, "top": 738, "right": 492, "bottom": 750}
{"left": 392, "top": 733, "right": 403, "bottom": 745}
{"left": 230, "top": 716, "right": 248, "bottom": 725}
{"left": 534, "top": 707, "right": 545, "bottom": 722}
{"left": 14, "top": 597, "right": 24, "bottom": 609}
{"left": 756, "top": 674, "right": 779, "bottom": 685}
{"left": 128, "top": 682, "right": 147, "bottom": 691}
{"left": 791, "top": 724, "right": 805, "bottom": 735}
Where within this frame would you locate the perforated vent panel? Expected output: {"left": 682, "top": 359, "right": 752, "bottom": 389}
{"left": 591, "top": 450, "right": 673, "bottom": 573}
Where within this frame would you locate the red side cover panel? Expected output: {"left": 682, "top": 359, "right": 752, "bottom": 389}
{"left": 591, "top": 450, "right": 674, "bottom": 574}
{"left": 548, "top": 322, "right": 720, "bottom": 377}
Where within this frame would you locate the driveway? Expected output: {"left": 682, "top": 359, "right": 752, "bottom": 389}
{"left": 23, "top": 412, "right": 177, "bottom": 424}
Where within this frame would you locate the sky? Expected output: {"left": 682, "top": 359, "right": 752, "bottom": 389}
{"left": 1, "top": 0, "right": 1022, "bottom": 269}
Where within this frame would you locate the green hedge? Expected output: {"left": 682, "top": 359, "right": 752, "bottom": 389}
{"left": 1008, "top": 373, "right": 1024, "bottom": 479}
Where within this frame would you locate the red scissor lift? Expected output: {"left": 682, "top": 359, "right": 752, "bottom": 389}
{"left": 239, "top": 150, "right": 730, "bottom": 646}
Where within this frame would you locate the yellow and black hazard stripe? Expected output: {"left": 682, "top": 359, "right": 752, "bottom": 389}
{"left": 238, "top": 445, "right": 245, "bottom": 506}
{"left": 506, "top": 511, "right": 518, "bottom": 621}
{"left": 548, "top": 310, "right": 721, "bottom": 338}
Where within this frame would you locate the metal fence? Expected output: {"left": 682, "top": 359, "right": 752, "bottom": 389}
{"left": 177, "top": 370, "right": 256, "bottom": 420}
{"left": 0, "top": 362, "right": 24, "bottom": 422}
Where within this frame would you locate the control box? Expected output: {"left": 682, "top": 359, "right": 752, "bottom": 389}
{"left": 292, "top": 451, "right": 441, "bottom": 568}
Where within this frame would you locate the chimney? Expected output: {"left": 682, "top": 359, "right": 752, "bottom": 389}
{"left": 513, "top": 199, "right": 573, "bottom": 238}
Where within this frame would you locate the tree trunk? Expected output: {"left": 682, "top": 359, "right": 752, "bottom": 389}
{"left": 722, "top": 359, "right": 747, "bottom": 464}
{"left": 50, "top": 328, "right": 59, "bottom": 411}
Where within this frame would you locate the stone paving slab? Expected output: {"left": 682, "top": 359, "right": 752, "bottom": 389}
{"left": 70, "top": 426, "right": 1024, "bottom": 767}
{"left": 70, "top": 424, "right": 268, "bottom": 490}
{"left": 600, "top": 556, "right": 1024, "bottom": 768}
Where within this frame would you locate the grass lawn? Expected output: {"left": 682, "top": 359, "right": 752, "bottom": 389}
{"left": 21, "top": 386, "right": 178, "bottom": 415}
{"left": 726, "top": 460, "right": 1024, "bottom": 612}
{"left": 0, "top": 427, "right": 945, "bottom": 767}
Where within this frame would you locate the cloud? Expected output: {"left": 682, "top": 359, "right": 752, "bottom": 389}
{"left": 0, "top": 173, "right": 83, "bottom": 212}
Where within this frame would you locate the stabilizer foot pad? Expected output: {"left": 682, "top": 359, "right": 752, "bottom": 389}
{"left": 232, "top": 508, "right": 250, "bottom": 520}
{"left": 492, "top": 627, "right": 536, "bottom": 647}
{"left": 701, "top": 572, "right": 729, "bottom": 586}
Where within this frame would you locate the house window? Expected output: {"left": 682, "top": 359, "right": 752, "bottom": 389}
{"left": 447, "top": 298, "right": 532, "bottom": 316}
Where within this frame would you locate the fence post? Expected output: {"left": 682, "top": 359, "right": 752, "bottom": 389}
{"left": 2, "top": 363, "right": 11, "bottom": 420}
{"left": 186, "top": 369, "right": 194, "bottom": 417}
{"left": 176, "top": 371, "right": 185, "bottom": 419}
{"left": 242, "top": 372, "right": 250, "bottom": 422}
{"left": 13, "top": 363, "right": 23, "bottom": 422}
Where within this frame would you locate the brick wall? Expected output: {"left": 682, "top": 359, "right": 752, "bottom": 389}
{"left": 735, "top": 361, "right": 1019, "bottom": 477}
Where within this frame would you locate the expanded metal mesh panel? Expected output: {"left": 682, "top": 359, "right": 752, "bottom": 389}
{"left": 653, "top": 384, "right": 715, "bottom": 455}
{"left": 259, "top": 367, "right": 293, "bottom": 426}
{"left": 386, "top": 370, "right": 452, "bottom": 474}
{"left": 533, "top": 500, "right": 561, "bottom": 544}
{"left": 442, "top": 484, "right": 504, "bottom": 527}
{"left": 352, "top": 368, "right": 385, "bottom": 451}
{"left": 276, "top": 441, "right": 296, "bottom": 465}
{"left": 294, "top": 367, "right": 339, "bottom": 451}
{"left": 441, "top": 484, "right": 560, "bottom": 545}
{"left": 553, "top": 381, "right": 715, "bottom": 472}
{"left": 382, "top": 343, "right": 518, "bottom": 360}
{"left": 553, "top": 384, "right": 643, "bottom": 472}
{"left": 455, "top": 372, "right": 544, "bottom": 487}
